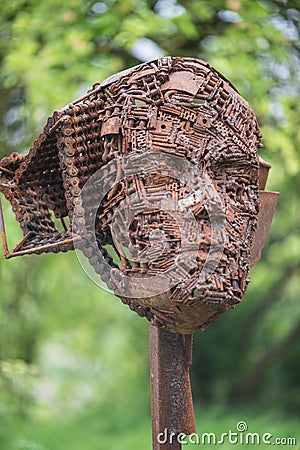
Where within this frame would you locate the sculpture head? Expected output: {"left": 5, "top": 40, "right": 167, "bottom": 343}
{"left": 0, "top": 57, "right": 278, "bottom": 333}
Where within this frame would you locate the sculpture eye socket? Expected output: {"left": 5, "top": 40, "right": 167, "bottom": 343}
{"left": 205, "top": 155, "right": 258, "bottom": 201}
{"left": 203, "top": 137, "right": 257, "bottom": 168}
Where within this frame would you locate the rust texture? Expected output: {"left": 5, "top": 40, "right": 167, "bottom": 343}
{"left": 150, "top": 325, "right": 196, "bottom": 449}
{"left": 0, "top": 57, "right": 278, "bottom": 334}
{"left": 250, "top": 190, "right": 279, "bottom": 267}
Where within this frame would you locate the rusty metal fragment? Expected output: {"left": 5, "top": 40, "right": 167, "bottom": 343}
{"left": 250, "top": 191, "right": 279, "bottom": 267}
{"left": 0, "top": 57, "right": 279, "bottom": 334}
{"left": 258, "top": 156, "right": 272, "bottom": 190}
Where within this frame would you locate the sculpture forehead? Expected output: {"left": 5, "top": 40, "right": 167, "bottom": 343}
{"left": 102, "top": 56, "right": 234, "bottom": 93}
{"left": 101, "top": 57, "right": 251, "bottom": 115}
{"left": 97, "top": 57, "right": 261, "bottom": 165}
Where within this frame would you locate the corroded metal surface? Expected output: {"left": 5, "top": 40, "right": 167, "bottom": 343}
{"left": 250, "top": 191, "right": 279, "bottom": 267}
{"left": 150, "top": 326, "right": 196, "bottom": 449}
{"left": 0, "top": 57, "right": 278, "bottom": 334}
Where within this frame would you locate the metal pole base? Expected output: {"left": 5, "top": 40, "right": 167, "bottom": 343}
{"left": 150, "top": 325, "right": 196, "bottom": 449}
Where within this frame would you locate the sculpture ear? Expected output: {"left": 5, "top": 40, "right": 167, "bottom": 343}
{"left": 250, "top": 157, "right": 279, "bottom": 267}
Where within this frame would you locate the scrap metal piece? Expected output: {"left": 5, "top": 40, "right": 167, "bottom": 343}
{"left": 250, "top": 191, "right": 279, "bottom": 267}
{"left": 258, "top": 156, "right": 272, "bottom": 190}
{"left": 249, "top": 157, "right": 279, "bottom": 267}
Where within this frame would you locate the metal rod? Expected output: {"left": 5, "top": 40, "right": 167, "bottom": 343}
{"left": 5, "top": 236, "right": 80, "bottom": 259}
{"left": 0, "top": 165, "right": 15, "bottom": 176}
{"left": 9, "top": 231, "right": 33, "bottom": 254}
{"left": 49, "top": 117, "right": 64, "bottom": 133}
{"left": 69, "top": 86, "right": 102, "bottom": 106}
{"left": 60, "top": 217, "right": 68, "bottom": 231}
{"left": 0, "top": 196, "right": 9, "bottom": 256}
{"left": 149, "top": 325, "right": 196, "bottom": 449}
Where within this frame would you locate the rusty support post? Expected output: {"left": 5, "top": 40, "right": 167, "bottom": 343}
{"left": 0, "top": 197, "right": 9, "bottom": 256}
{"left": 150, "top": 325, "right": 196, "bottom": 449}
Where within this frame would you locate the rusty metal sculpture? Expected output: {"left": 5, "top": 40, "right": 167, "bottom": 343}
{"left": 0, "top": 57, "right": 279, "bottom": 449}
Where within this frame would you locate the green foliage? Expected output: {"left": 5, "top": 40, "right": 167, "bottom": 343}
{"left": 0, "top": 0, "right": 299, "bottom": 448}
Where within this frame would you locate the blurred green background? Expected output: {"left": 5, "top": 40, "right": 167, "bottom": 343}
{"left": 0, "top": 0, "right": 300, "bottom": 449}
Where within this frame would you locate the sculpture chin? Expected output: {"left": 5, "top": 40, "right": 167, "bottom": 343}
{"left": 115, "top": 240, "right": 253, "bottom": 334}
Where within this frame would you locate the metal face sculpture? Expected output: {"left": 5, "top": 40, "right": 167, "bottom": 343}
{"left": 0, "top": 57, "right": 279, "bottom": 334}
